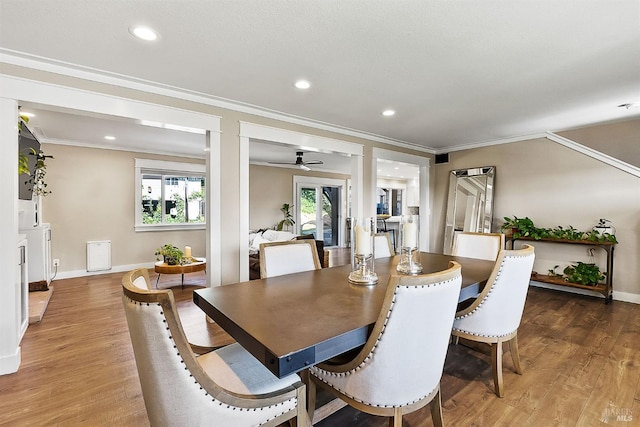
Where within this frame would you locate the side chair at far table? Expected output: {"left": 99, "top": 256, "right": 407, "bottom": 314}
{"left": 259, "top": 239, "right": 322, "bottom": 279}
{"left": 121, "top": 268, "right": 308, "bottom": 427}
{"left": 451, "top": 231, "right": 505, "bottom": 261}
{"left": 373, "top": 232, "right": 395, "bottom": 258}
{"left": 451, "top": 244, "right": 535, "bottom": 397}
{"left": 308, "top": 262, "right": 463, "bottom": 427}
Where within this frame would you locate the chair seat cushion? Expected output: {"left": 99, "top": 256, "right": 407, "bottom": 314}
{"left": 198, "top": 343, "right": 300, "bottom": 395}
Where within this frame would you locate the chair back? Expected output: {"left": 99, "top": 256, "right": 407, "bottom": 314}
{"left": 259, "top": 239, "right": 322, "bottom": 279}
{"left": 454, "top": 244, "right": 535, "bottom": 337}
{"left": 313, "top": 262, "right": 461, "bottom": 407}
{"left": 122, "top": 269, "right": 301, "bottom": 426}
{"left": 373, "top": 232, "right": 394, "bottom": 258}
{"left": 129, "top": 267, "right": 152, "bottom": 290}
{"left": 452, "top": 232, "right": 505, "bottom": 261}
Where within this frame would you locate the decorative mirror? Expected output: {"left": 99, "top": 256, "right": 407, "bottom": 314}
{"left": 443, "top": 166, "right": 495, "bottom": 254}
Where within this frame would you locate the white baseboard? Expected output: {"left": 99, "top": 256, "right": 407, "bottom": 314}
{"left": 612, "top": 290, "right": 640, "bottom": 304}
{"left": 52, "top": 262, "right": 155, "bottom": 281}
{"left": 0, "top": 346, "right": 21, "bottom": 376}
{"left": 530, "top": 281, "right": 639, "bottom": 304}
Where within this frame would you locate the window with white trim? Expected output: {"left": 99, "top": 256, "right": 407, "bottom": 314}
{"left": 135, "top": 159, "right": 206, "bottom": 231}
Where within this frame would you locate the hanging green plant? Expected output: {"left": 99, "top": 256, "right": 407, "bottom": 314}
{"left": 25, "top": 148, "right": 54, "bottom": 197}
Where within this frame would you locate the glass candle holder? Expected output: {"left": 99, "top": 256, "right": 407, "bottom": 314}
{"left": 348, "top": 217, "right": 378, "bottom": 285}
{"left": 397, "top": 214, "right": 423, "bottom": 275}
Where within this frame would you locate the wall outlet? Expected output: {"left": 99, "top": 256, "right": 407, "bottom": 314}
{"left": 53, "top": 259, "right": 60, "bottom": 267}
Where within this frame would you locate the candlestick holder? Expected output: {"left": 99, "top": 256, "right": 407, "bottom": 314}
{"left": 397, "top": 214, "right": 423, "bottom": 275}
{"left": 348, "top": 217, "right": 378, "bottom": 285}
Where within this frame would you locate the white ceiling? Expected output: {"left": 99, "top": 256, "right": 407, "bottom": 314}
{"left": 2, "top": 1, "right": 640, "bottom": 172}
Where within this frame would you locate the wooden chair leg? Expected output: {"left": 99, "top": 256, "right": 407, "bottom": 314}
{"left": 429, "top": 388, "right": 444, "bottom": 427}
{"left": 389, "top": 407, "right": 402, "bottom": 427}
{"left": 293, "top": 383, "right": 307, "bottom": 427}
{"left": 509, "top": 334, "right": 523, "bottom": 374}
{"left": 305, "top": 374, "right": 317, "bottom": 424}
{"left": 491, "top": 341, "right": 504, "bottom": 397}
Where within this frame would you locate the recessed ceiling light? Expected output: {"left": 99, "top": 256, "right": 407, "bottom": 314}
{"left": 294, "top": 80, "right": 311, "bottom": 90}
{"left": 104, "top": 135, "right": 116, "bottom": 141}
{"left": 129, "top": 25, "right": 158, "bottom": 41}
{"left": 382, "top": 109, "right": 396, "bottom": 117}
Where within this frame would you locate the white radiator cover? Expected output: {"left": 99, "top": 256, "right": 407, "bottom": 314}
{"left": 87, "top": 240, "right": 112, "bottom": 272}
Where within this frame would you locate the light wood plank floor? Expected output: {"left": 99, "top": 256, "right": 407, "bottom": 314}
{"left": 1, "top": 270, "right": 638, "bottom": 426}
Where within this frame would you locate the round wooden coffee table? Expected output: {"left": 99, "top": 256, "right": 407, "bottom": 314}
{"left": 154, "top": 258, "right": 206, "bottom": 289}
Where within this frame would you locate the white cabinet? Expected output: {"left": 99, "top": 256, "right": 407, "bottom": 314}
{"left": 17, "top": 236, "right": 28, "bottom": 342}
{"left": 19, "top": 223, "right": 51, "bottom": 289}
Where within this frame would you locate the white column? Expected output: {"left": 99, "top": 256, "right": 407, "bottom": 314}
{"left": 205, "top": 129, "right": 222, "bottom": 287}
{"left": 0, "top": 97, "right": 21, "bottom": 374}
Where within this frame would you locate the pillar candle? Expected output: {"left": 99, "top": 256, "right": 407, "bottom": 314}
{"left": 355, "top": 225, "right": 371, "bottom": 256}
{"left": 184, "top": 246, "right": 192, "bottom": 258}
{"left": 403, "top": 222, "right": 417, "bottom": 248}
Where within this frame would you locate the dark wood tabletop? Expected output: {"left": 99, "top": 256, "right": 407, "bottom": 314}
{"left": 193, "top": 252, "right": 494, "bottom": 378}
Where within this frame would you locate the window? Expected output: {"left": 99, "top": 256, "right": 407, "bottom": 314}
{"left": 135, "top": 159, "right": 206, "bottom": 231}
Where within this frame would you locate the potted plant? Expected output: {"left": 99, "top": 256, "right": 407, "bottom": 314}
{"left": 155, "top": 244, "right": 184, "bottom": 265}
{"left": 563, "top": 261, "right": 605, "bottom": 286}
{"left": 276, "top": 203, "right": 295, "bottom": 231}
{"left": 593, "top": 218, "right": 616, "bottom": 236}
{"left": 500, "top": 216, "right": 539, "bottom": 239}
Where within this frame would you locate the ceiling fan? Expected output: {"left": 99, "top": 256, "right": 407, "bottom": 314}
{"left": 269, "top": 151, "right": 323, "bottom": 171}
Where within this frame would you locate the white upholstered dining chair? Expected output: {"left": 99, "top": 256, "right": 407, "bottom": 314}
{"left": 308, "top": 262, "right": 463, "bottom": 427}
{"left": 122, "top": 269, "right": 307, "bottom": 426}
{"left": 451, "top": 244, "right": 535, "bottom": 397}
{"left": 373, "top": 232, "right": 395, "bottom": 258}
{"left": 451, "top": 232, "right": 505, "bottom": 261}
{"left": 129, "top": 267, "right": 153, "bottom": 290}
{"left": 259, "top": 239, "right": 322, "bottom": 279}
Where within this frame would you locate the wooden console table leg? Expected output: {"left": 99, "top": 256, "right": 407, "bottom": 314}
{"left": 155, "top": 274, "right": 161, "bottom": 288}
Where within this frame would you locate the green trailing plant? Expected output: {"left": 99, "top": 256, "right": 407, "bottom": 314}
{"left": 563, "top": 261, "right": 605, "bottom": 286}
{"left": 276, "top": 203, "right": 295, "bottom": 231}
{"left": 155, "top": 244, "right": 184, "bottom": 265}
{"left": 501, "top": 216, "right": 617, "bottom": 244}
{"left": 26, "top": 148, "right": 54, "bottom": 197}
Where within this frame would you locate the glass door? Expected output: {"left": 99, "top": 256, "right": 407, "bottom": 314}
{"left": 298, "top": 185, "right": 340, "bottom": 246}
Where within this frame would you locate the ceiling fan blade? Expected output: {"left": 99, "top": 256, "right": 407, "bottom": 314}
{"left": 299, "top": 164, "right": 311, "bottom": 171}
{"left": 303, "top": 160, "right": 323, "bottom": 165}
{"left": 268, "top": 161, "right": 296, "bottom": 165}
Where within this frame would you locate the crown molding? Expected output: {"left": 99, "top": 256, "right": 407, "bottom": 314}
{"left": 1, "top": 50, "right": 432, "bottom": 154}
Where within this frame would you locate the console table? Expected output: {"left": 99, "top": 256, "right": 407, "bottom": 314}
{"left": 507, "top": 237, "right": 615, "bottom": 303}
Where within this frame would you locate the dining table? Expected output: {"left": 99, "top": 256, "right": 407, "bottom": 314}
{"left": 193, "top": 252, "right": 494, "bottom": 379}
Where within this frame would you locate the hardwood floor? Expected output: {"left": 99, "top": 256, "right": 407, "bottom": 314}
{"left": 1, "top": 270, "right": 638, "bottom": 426}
